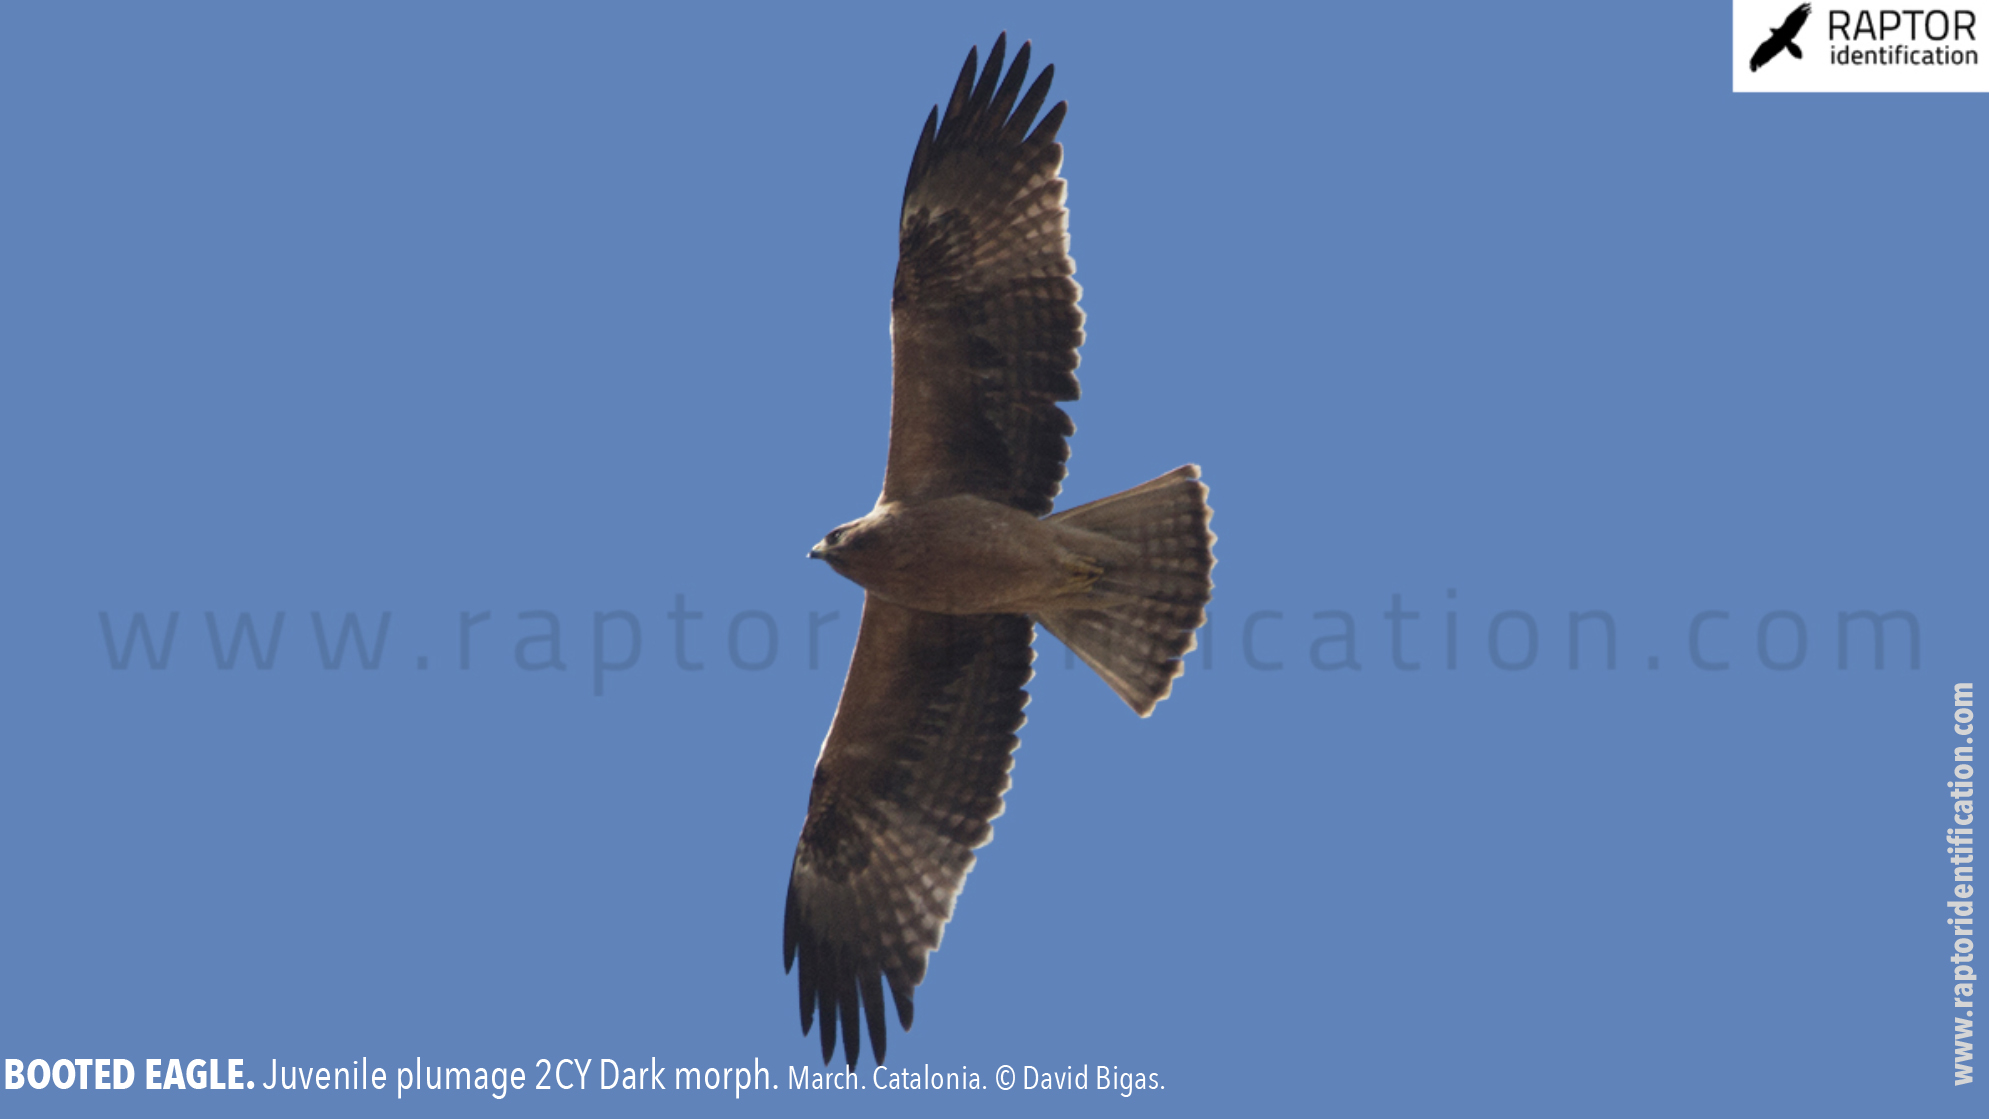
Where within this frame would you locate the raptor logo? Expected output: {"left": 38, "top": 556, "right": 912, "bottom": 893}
{"left": 1751, "top": 2, "right": 1812, "bottom": 69}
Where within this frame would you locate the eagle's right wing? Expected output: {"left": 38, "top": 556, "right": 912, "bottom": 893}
{"left": 783, "top": 596, "right": 1034, "bottom": 1069}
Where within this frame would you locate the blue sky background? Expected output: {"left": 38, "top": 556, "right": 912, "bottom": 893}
{"left": 3, "top": 3, "right": 1983, "bottom": 1115}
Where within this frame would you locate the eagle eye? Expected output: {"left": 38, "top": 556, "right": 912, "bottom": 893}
{"left": 825, "top": 527, "right": 847, "bottom": 547}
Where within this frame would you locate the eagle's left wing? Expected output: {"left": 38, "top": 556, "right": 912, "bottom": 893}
{"left": 783, "top": 596, "right": 1034, "bottom": 1069}
{"left": 883, "top": 34, "right": 1083, "bottom": 518}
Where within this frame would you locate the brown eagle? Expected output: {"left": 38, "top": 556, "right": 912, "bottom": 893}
{"left": 781, "top": 34, "right": 1216, "bottom": 1070}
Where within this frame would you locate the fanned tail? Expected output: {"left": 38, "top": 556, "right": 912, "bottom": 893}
{"left": 1037, "top": 465, "right": 1215, "bottom": 716}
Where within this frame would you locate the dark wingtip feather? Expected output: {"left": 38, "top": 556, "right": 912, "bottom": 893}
{"left": 839, "top": 977, "right": 861, "bottom": 1071}
{"left": 1002, "top": 63, "right": 1056, "bottom": 147}
{"left": 818, "top": 972, "right": 837, "bottom": 1064}
{"left": 782, "top": 881, "right": 799, "bottom": 972}
{"left": 903, "top": 108, "right": 939, "bottom": 202}
{"left": 968, "top": 34, "right": 1006, "bottom": 118}
{"left": 943, "top": 45, "right": 977, "bottom": 128}
{"left": 797, "top": 938, "right": 817, "bottom": 1033}
{"left": 861, "top": 971, "right": 889, "bottom": 1065}
{"left": 982, "top": 40, "right": 1031, "bottom": 141}
{"left": 1028, "top": 98, "right": 1067, "bottom": 148}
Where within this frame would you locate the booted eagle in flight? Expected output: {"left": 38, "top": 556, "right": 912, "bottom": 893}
{"left": 780, "top": 34, "right": 1216, "bottom": 1070}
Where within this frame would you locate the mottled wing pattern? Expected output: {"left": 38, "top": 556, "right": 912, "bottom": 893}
{"left": 886, "top": 34, "right": 1083, "bottom": 517}
{"left": 783, "top": 596, "right": 1034, "bottom": 1068}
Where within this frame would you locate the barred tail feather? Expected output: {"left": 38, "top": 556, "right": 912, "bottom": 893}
{"left": 1038, "top": 465, "right": 1215, "bottom": 716}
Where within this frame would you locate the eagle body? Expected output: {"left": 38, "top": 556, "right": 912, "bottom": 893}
{"left": 781, "top": 35, "right": 1216, "bottom": 1071}
{"left": 811, "top": 495, "right": 1105, "bottom": 616}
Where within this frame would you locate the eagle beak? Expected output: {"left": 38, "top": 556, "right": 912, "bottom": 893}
{"left": 807, "top": 545, "right": 826, "bottom": 560}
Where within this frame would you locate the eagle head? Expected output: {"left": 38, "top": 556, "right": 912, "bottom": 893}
{"left": 808, "top": 517, "right": 875, "bottom": 566}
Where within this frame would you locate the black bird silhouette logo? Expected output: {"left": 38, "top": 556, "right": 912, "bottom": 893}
{"left": 1751, "top": 3, "right": 1811, "bottom": 71}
